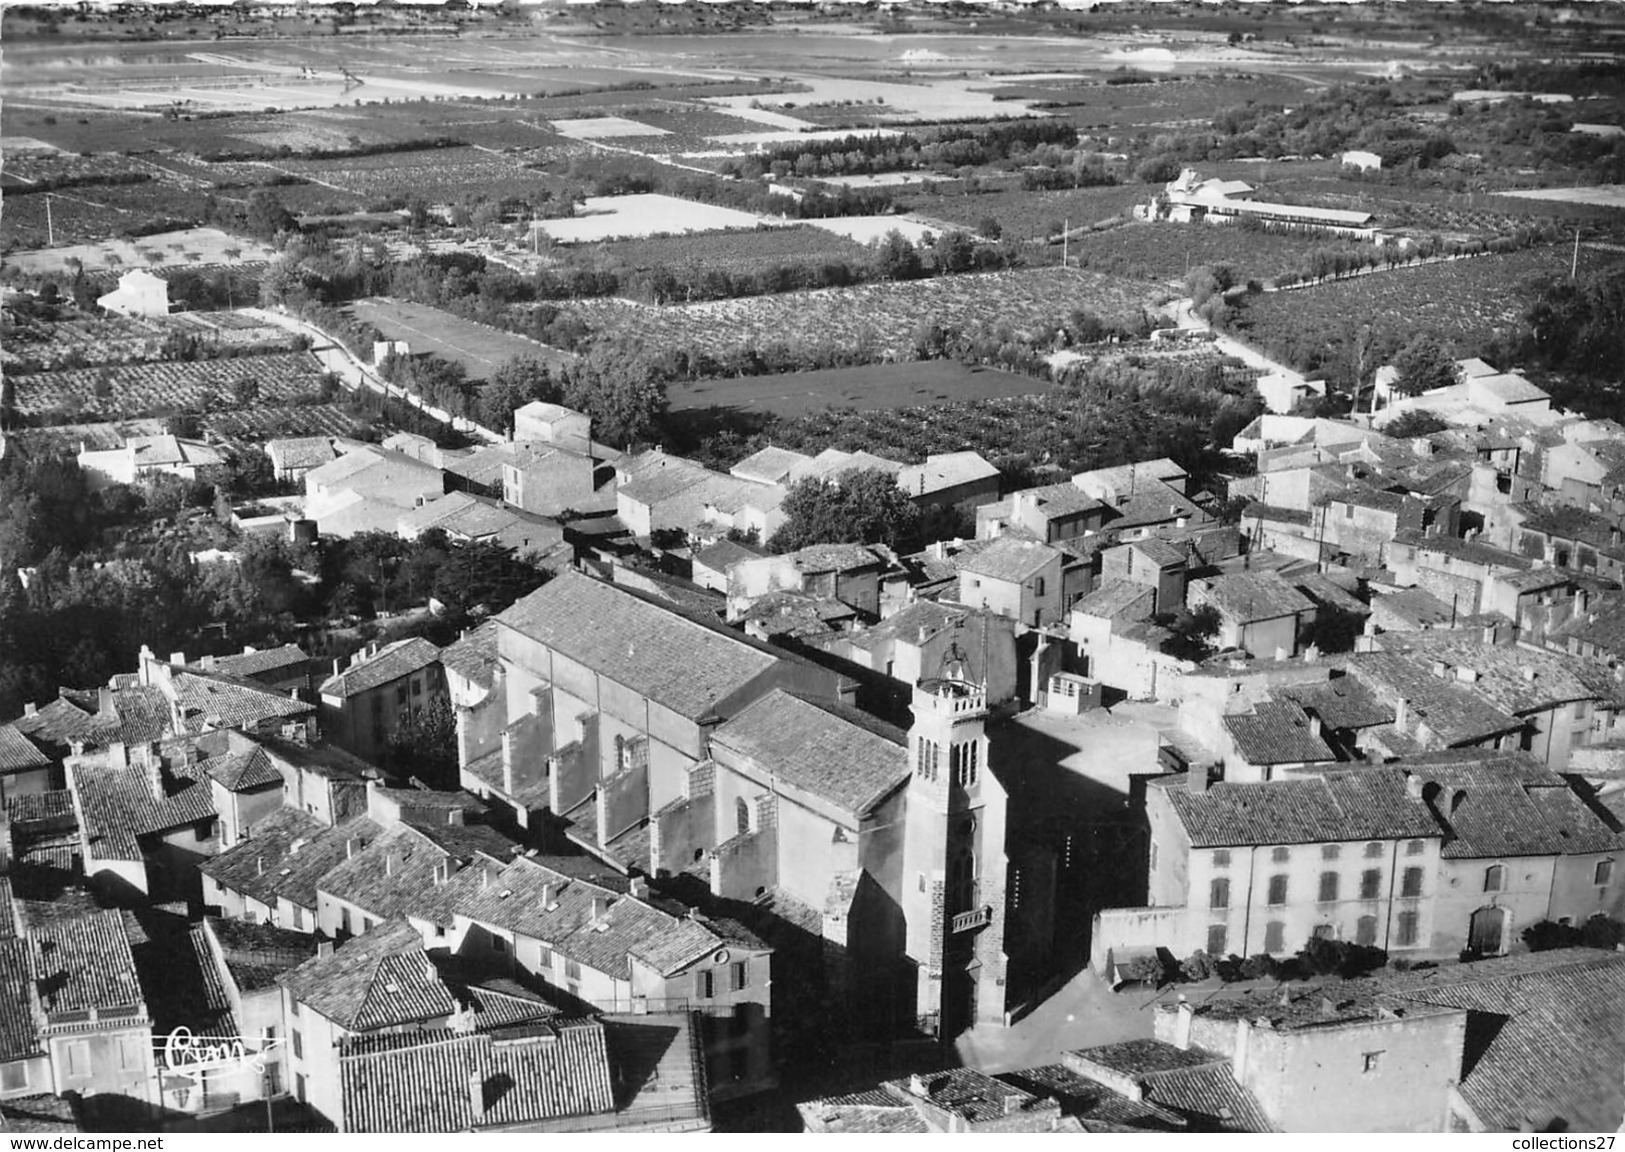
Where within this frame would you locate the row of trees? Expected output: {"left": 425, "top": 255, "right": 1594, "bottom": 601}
{"left": 719, "top": 118, "right": 1080, "bottom": 182}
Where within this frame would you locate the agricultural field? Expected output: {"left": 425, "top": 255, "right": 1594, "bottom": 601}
{"left": 273, "top": 146, "right": 554, "bottom": 204}
{"left": 4, "top": 227, "right": 276, "bottom": 276}
{"left": 349, "top": 298, "right": 572, "bottom": 378}
{"left": 805, "top": 216, "right": 947, "bottom": 244}
{"left": 670, "top": 359, "right": 1045, "bottom": 419}
{"left": 905, "top": 185, "right": 1152, "bottom": 241}
{"left": 0, "top": 182, "right": 225, "bottom": 253}
{"left": 7, "top": 351, "right": 328, "bottom": 422}
{"left": 1228, "top": 243, "right": 1625, "bottom": 377}
{"left": 559, "top": 265, "right": 1162, "bottom": 360}
{"left": 1497, "top": 185, "right": 1625, "bottom": 209}
{"left": 577, "top": 225, "right": 870, "bottom": 274}
{"left": 201, "top": 402, "right": 372, "bottom": 447}
{"left": 2, "top": 310, "right": 297, "bottom": 371}
{"left": 1069, "top": 221, "right": 1362, "bottom": 286}
{"left": 536, "top": 193, "right": 773, "bottom": 243}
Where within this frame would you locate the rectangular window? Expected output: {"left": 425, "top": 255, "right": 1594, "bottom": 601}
{"left": 1206, "top": 923, "right": 1228, "bottom": 957}
{"left": 1405, "top": 840, "right": 1425, "bottom": 857}
{"left": 291, "top": 905, "right": 304, "bottom": 931}
{"left": 491, "top": 934, "right": 507, "bottom": 954}
{"left": 412, "top": 678, "right": 423, "bottom": 697}
{"left": 292, "top": 1030, "right": 303, "bottom": 1061}
{"left": 1210, "top": 878, "right": 1230, "bottom": 910}
{"left": 65, "top": 1041, "right": 91, "bottom": 1078}
{"left": 565, "top": 959, "right": 581, "bottom": 982}
{"left": 1596, "top": 859, "right": 1615, "bottom": 886}
{"left": 1356, "top": 915, "right": 1378, "bottom": 947}
{"left": 538, "top": 946, "right": 553, "bottom": 969}
{"left": 695, "top": 970, "right": 715, "bottom": 999}
{"left": 394, "top": 686, "right": 407, "bottom": 706}
{"left": 1271, "top": 846, "right": 1291, "bottom": 864}
{"left": 1321, "top": 844, "right": 1341, "bottom": 861}
{"left": 1363, "top": 841, "right": 1384, "bottom": 859}
{"left": 1396, "top": 911, "right": 1419, "bottom": 947}
{"left": 1212, "top": 850, "right": 1231, "bottom": 869}
{"left": 1, "top": 1062, "right": 29, "bottom": 1092}
{"left": 1360, "top": 869, "right": 1382, "bottom": 900}
{"left": 731, "top": 960, "right": 749, "bottom": 991}
{"left": 1267, "top": 874, "right": 1288, "bottom": 906}
{"left": 1318, "top": 872, "right": 1339, "bottom": 903}
{"left": 1264, "top": 921, "right": 1285, "bottom": 954}
{"left": 295, "top": 1073, "right": 306, "bottom": 1103}
{"left": 1401, "top": 867, "right": 1424, "bottom": 898}
{"left": 117, "top": 1036, "right": 145, "bottom": 1072}
{"left": 1362, "top": 1051, "right": 1384, "bottom": 1074}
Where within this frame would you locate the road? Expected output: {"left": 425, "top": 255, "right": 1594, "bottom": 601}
{"left": 239, "top": 306, "right": 504, "bottom": 445}
{"left": 1163, "top": 295, "right": 1308, "bottom": 385}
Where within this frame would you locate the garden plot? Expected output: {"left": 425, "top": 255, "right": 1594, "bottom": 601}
{"left": 551, "top": 116, "right": 671, "bottom": 140}
{"left": 350, "top": 298, "right": 572, "bottom": 378}
{"left": 4, "top": 227, "right": 275, "bottom": 276}
{"left": 1496, "top": 186, "right": 1625, "bottom": 209}
{"left": 9, "top": 352, "right": 326, "bottom": 422}
{"left": 536, "top": 194, "right": 774, "bottom": 244}
{"left": 806, "top": 216, "right": 944, "bottom": 244}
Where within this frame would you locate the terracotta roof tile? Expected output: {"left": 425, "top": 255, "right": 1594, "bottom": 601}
{"left": 319, "top": 638, "right": 441, "bottom": 699}
{"left": 278, "top": 919, "right": 456, "bottom": 1032}
{"left": 27, "top": 910, "right": 145, "bottom": 1019}
{"left": 1156, "top": 767, "right": 1440, "bottom": 848}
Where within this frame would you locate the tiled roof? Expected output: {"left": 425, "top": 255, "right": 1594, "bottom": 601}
{"left": 1371, "top": 634, "right": 1625, "bottom": 715}
{"left": 201, "top": 746, "right": 284, "bottom": 793}
{"left": 0, "top": 938, "right": 41, "bottom": 1063}
{"left": 1292, "top": 572, "right": 1368, "bottom": 616}
{"left": 1391, "top": 529, "right": 1531, "bottom": 571}
{"left": 1009, "top": 480, "right": 1109, "bottom": 519}
{"left": 205, "top": 917, "right": 321, "bottom": 993}
{"left": 0, "top": 1095, "right": 80, "bottom": 1134}
{"left": 710, "top": 689, "right": 908, "bottom": 816}
{"left": 1194, "top": 571, "right": 1314, "bottom": 623}
{"left": 205, "top": 645, "right": 309, "bottom": 679}
{"left": 267, "top": 437, "right": 339, "bottom": 471}
{"left": 1513, "top": 502, "right": 1625, "bottom": 557}
{"left": 279, "top": 919, "right": 457, "bottom": 1032}
{"left": 200, "top": 809, "right": 383, "bottom": 910}
{"left": 1280, "top": 677, "right": 1395, "bottom": 731}
{"left": 1553, "top": 598, "right": 1625, "bottom": 656}
{"left": 958, "top": 534, "right": 1060, "bottom": 583}
{"left": 1223, "top": 700, "right": 1337, "bottom": 766}
{"left": 729, "top": 445, "right": 811, "bottom": 486}
{"left": 495, "top": 572, "right": 781, "bottom": 723}
{"left": 1072, "top": 578, "right": 1156, "bottom": 621}
{"left": 315, "top": 824, "right": 471, "bottom": 924}
{"left": 1347, "top": 653, "right": 1523, "bottom": 746}
{"left": 1053, "top": 1041, "right": 1272, "bottom": 1131}
{"left": 452, "top": 857, "right": 736, "bottom": 980}
{"left": 1156, "top": 767, "right": 1440, "bottom": 848}
{"left": 439, "top": 621, "right": 501, "bottom": 691}
{"left": 72, "top": 751, "right": 216, "bottom": 862}
{"left": 1000, "top": 1065, "right": 1185, "bottom": 1131}
{"left": 337, "top": 1019, "right": 615, "bottom": 1132}
{"left": 690, "top": 537, "right": 766, "bottom": 573}
{"left": 600, "top": 1014, "right": 709, "bottom": 1127}
{"left": 142, "top": 922, "right": 238, "bottom": 1045}
{"left": 1404, "top": 751, "right": 1625, "bottom": 858}
{"left": 1393, "top": 949, "right": 1625, "bottom": 1132}
{"left": 1371, "top": 587, "right": 1457, "bottom": 629}
{"left": 27, "top": 910, "right": 144, "bottom": 1017}
{"left": 319, "top": 638, "right": 441, "bottom": 699}
{"left": 170, "top": 669, "right": 313, "bottom": 733}
{"left": 0, "top": 725, "right": 50, "bottom": 774}
{"left": 9, "top": 697, "right": 99, "bottom": 750}
{"left": 876, "top": 1068, "right": 1070, "bottom": 1131}
{"left": 778, "top": 542, "right": 889, "bottom": 575}
{"left": 898, "top": 451, "right": 999, "bottom": 497}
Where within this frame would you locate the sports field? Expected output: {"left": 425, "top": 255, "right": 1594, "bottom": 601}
{"left": 349, "top": 297, "right": 571, "bottom": 380}
{"left": 668, "top": 359, "right": 1046, "bottom": 419}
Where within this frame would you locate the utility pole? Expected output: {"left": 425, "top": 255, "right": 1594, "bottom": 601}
{"left": 1062, "top": 217, "right": 1069, "bottom": 268}
{"left": 1572, "top": 224, "right": 1581, "bottom": 281}
{"left": 45, "top": 193, "right": 54, "bottom": 247}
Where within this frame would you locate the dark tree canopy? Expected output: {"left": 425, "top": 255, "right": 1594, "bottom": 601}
{"left": 769, "top": 468, "right": 921, "bottom": 553}
{"left": 1391, "top": 334, "right": 1460, "bottom": 398}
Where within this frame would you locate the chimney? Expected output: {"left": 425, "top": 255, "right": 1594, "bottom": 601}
{"left": 170, "top": 651, "right": 186, "bottom": 666}
{"left": 908, "top": 1074, "right": 931, "bottom": 1098}
{"left": 540, "top": 882, "right": 558, "bottom": 911}
{"left": 1406, "top": 774, "right": 1424, "bottom": 800}
{"left": 1174, "top": 998, "right": 1194, "bottom": 1050}
{"left": 628, "top": 876, "right": 649, "bottom": 900}
{"left": 1431, "top": 660, "right": 1449, "bottom": 679}
{"left": 384, "top": 850, "right": 400, "bottom": 876}
{"left": 201, "top": 654, "right": 216, "bottom": 671}
{"left": 317, "top": 940, "right": 334, "bottom": 958}
{"left": 1305, "top": 712, "right": 1322, "bottom": 740}
{"left": 1188, "top": 764, "right": 1212, "bottom": 794}
{"left": 468, "top": 1071, "right": 486, "bottom": 1118}
{"left": 501, "top": 728, "right": 516, "bottom": 798}
{"left": 290, "top": 837, "right": 308, "bottom": 856}
{"left": 346, "top": 836, "right": 361, "bottom": 859}
{"left": 1521, "top": 667, "right": 1537, "bottom": 682}
{"left": 97, "top": 687, "right": 116, "bottom": 718}
{"left": 591, "top": 895, "right": 611, "bottom": 925}
{"left": 256, "top": 855, "right": 265, "bottom": 876}
{"left": 1003, "top": 1093, "right": 1021, "bottom": 1117}
{"left": 22, "top": 702, "right": 36, "bottom": 718}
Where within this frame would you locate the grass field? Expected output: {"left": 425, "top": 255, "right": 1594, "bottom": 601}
{"left": 578, "top": 224, "right": 870, "bottom": 272}
{"left": 349, "top": 297, "right": 571, "bottom": 378}
{"left": 669, "top": 359, "right": 1045, "bottom": 418}
{"left": 537, "top": 193, "right": 773, "bottom": 243}
{"left": 908, "top": 185, "right": 1151, "bottom": 241}
{"left": 5, "top": 227, "right": 275, "bottom": 275}
{"left": 1069, "top": 221, "right": 1358, "bottom": 286}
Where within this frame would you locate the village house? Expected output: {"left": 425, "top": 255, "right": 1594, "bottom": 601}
{"left": 317, "top": 638, "right": 445, "bottom": 768}
{"left": 896, "top": 452, "right": 1001, "bottom": 516}
{"left": 725, "top": 543, "right": 893, "bottom": 622}
{"left": 0, "top": 722, "right": 55, "bottom": 805}
{"left": 1068, "top": 581, "right": 1185, "bottom": 702}
{"left": 397, "top": 490, "right": 566, "bottom": 564}
{"left": 96, "top": 268, "right": 169, "bottom": 318}
{"left": 76, "top": 434, "right": 225, "bottom": 493}
{"left": 187, "top": 644, "right": 313, "bottom": 699}
{"left": 1095, "top": 766, "right": 1445, "bottom": 973}
{"left": 200, "top": 809, "right": 384, "bottom": 933}
{"left": 301, "top": 446, "right": 445, "bottom": 539}
{"left": 500, "top": 442, "right": 607, "bottom": 519}
{"left": 19, "top": 910, "right": 157, "bottom": 1118}
{"left": 512, "top": 400, "right": 592, "bottom": 455}
{"left": 975, "top": 482, "right": 1110, "bottom": 545}
{"left": 957, "top": 535, "right": 1065, "bottom": 628}
{"left": 814, "top": 599, "right": 1021, "bottom": 710}
{"left": 1100, "top": 537, "right": 1189, "bottom": 615}
{"left": 1541, "top": 437, "right": 1625, "bottom": 508}
{"left": 264, "top": 437, "right": 354, "bottom": 485}
{"left": 1496, "top": 502, "right": 1625, "bottom": 582}
{"left": 1187, "top": 571, "right": 1317, "bottom": 659}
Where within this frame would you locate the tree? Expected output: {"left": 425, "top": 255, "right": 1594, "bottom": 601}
{"left": 1121, "top": 953, "right": 1167, "bottom": 988}
{"left": 1179, "top": 950, "right": 1218, "bottom": 982}
{"left": 1390, "top": 334, "right": 1460, "bottom": 397}
{"left": 559, "top": 343, "right": 667, "bottom": 448}
{"left": 1383, "top": 409, "right": 1449, "bottom": 438}
{"left": 429, "top": 539, "right": 548, "bottom": 620}
{"left": 246, "top": 189, "right": 296, "bottom": 240}
{"left": 387, "top": 696, "right": 458, "bottom": 788}
{"left": 770, "top": 468, "right": 921, "bottom": 553}
{"left": 479, "top": 354, "right": 559, "bottom": 433}
{"left": 875, "top": 230, "right": 925, "bottom": 281}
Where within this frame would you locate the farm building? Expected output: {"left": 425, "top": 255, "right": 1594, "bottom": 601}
{"left": 1341, "top": 150, "right": 1383, "bottom": 172}
{"left": 1142, "top": 169, "right": 1376, "bottom": 240}
{"left": 77, "top": 433, "right": 224, "bottom": 491}
{"left": 95, "top": 269, "right": 170, "bottom": 319}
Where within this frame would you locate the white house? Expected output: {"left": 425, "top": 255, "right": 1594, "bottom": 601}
{"left": 96, "top": 269, "right": 170, "bottom": 318}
